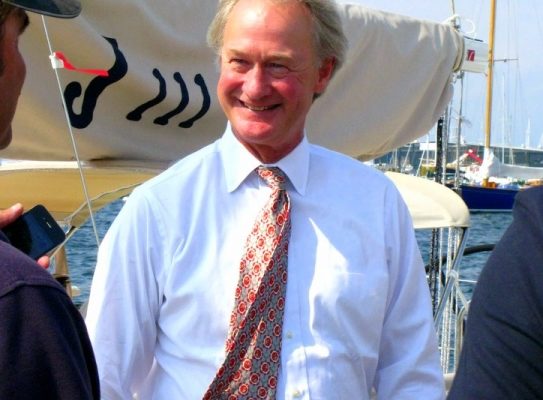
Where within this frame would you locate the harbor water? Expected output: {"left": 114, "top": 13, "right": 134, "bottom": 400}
{"left": 64, "top": 200, "right": 514, "bottom": 308}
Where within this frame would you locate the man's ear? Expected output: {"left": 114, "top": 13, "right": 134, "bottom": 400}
{"left": 314, "top": 57, "right": 336, "bottom": 95}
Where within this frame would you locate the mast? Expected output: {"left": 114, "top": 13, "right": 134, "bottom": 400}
{"left": 483, "top": 0, "right": 497, "bottom": 187}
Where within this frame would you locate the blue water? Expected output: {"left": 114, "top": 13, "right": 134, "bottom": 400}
{"left": 64, "top": 200, "right": 513, "bottom": 307}
{"left": 416, "top": 212, "right": 513, "bottom": 298}
{"left": 63, "top": 200, "right": 124, "bottom": 307}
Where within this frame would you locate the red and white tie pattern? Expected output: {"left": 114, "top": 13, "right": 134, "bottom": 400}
{"left": 204, "top": 166, "right": 291, "bottom": 400}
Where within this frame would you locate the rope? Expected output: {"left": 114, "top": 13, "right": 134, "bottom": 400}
{"left": 40, "top": 16, "right": 101, "bottom": 247}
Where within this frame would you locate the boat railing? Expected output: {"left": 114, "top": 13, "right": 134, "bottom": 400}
{"left": 385, "top": 171, "right": 472, "bottom": 375}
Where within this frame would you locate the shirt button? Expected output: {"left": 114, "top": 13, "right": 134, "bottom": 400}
{"left": 286, "top": 331, "right": 294, "bottom": 339}
{"left": 292, "top": 389, "right": 302, "bottom": 398}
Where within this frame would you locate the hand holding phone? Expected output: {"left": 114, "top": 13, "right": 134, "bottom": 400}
{"left": 0, "top": 203, "right": 25, "bottom": 229}
{"left": 1, "top": 205, "right": 66, "bottom": 260}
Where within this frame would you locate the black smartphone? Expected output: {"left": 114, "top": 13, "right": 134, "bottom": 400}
{"left": 1, "top": 204, "right": 66, "bottom": 260}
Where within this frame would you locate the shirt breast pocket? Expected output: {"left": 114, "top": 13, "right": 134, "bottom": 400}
{"left": 309, "top": 269, "right": 388, "bottom": 343}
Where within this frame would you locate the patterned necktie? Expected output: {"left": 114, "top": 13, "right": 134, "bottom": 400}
{"left": 204, "top": 166, "right": 291, "bottom": 400}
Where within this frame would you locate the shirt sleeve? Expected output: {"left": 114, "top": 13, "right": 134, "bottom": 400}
{"left": 374, "top": 185, "right": 446, "bottom": 399}
{"left": 448, "top": 187, "right": 543, "bottom": 399}
{"left": 85, "top": 191, "right": 163, "bottom": 399}
{"left": 0, "top": 284, "right": 99, "bottom": 399}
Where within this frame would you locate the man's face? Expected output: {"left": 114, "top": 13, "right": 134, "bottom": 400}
{"left": 0, "top": 8, "right": 28, "bottom": 150}
{"left": 217, "top": 0, "right": 334, "bottom": 163}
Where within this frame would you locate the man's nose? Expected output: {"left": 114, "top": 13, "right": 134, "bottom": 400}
{"left": 243, "top": 65, "right": 271, "bottom": 99}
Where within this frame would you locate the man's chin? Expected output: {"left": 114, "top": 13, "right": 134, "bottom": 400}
{"left": 231, "top": 120, "right": 276, "bottom": 139}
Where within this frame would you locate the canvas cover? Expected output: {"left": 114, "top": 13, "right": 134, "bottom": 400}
{"left": 5, "top": 0, "right": 463, "bottom": 164}
{"left": 385, "top": 171, "right": 470, "bottom": 229}
{"left": 0, "top": 162, "right": 470, "bottom": 230}
{"left": 478, "top": 149, "right": 543, "bottom": 180}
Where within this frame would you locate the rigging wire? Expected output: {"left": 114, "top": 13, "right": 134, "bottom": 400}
{"left": 527, "top": 0, "right": 543, "bottom": 148}
{"left": 529, "top": 0, "right": 543, "bottom": 48}
{"left": 39, "top": 16, "right": 101, "bottom": 247}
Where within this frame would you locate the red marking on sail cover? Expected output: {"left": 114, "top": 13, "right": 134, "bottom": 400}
{"left": 52, "top": 52, "right": 109, "bottom": 77}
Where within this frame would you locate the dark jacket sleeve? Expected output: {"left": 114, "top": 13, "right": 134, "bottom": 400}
{"left": 0, "top": 274, "right": 100, "bottom": 399}
{"left": 448, "top": 186, "right": 543, "bottom": 399}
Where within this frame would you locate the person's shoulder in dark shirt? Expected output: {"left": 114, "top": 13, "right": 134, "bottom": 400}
{"left": 0, "top": 236, "right": 65, "bottom": 295}
{"left": 0, "top": 237, "right": 100, "bottom": 399}
{"left": 448, "top": 185, "right": 543, "bottom": 399}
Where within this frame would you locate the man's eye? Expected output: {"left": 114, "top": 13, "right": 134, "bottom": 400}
{"left": 268, "top": 63, "right": 289, "bottom": 77}
{"left": 269, "top": 63, "right": 286, "bottom": 69}
{"left": 230, "top": 59, "right": 247, "bottom": 67}
{"left": 227, "top": 59, "right": 250, "bottom": 72}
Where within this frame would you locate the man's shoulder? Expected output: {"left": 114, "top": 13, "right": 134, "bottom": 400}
{"left": 136, "top": 140, "right": 221, "bottom": 192}
{"left": 0, "top": 241, "right": 63, "bottom": 298}
{"left": 309, "top": 143, "right": 392, "bottom": 183}
{"left": 517, "top": 185, "right": 543, "bottom": 207}
{"left": 514, "top": 186, "right": 543, "bottom": 224}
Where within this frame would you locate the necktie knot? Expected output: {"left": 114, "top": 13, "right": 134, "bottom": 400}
{"left": 257, "top": 166, "right": 288, "bottom": 191}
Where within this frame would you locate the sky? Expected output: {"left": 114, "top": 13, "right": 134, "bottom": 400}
{"left": 340, "top": 0, "right": 543, "bottom": 149}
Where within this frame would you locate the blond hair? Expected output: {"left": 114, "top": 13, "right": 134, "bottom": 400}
{"left": 207, "top": 0, "right": 347, "bottom": 77}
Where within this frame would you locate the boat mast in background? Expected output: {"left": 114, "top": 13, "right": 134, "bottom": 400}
{"left": 482, "top": 0, "right": 497, "bottom": 187}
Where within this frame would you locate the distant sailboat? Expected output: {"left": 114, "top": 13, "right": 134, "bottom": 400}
{"left": 458, "top": 0, "right": 543, "bottom": 211}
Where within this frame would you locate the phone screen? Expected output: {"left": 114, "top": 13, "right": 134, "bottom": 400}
{"left": 2, "top": 205, "right": 66, "bottom": 260}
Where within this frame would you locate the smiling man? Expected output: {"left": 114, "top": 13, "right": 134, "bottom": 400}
{"left": 215, "top": 0, "right": 334, "bottom": 163}
{"left": 86, "top": 0, "right": 445, "bottom": 398}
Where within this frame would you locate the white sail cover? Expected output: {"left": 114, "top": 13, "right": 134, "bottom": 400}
{"left": 0, "top": 160, "right": 161, "bottom": 227}
{"left": 478, "top": 149, "right": 543, "bottom": 180}
{"left": 4, "top": 1, "right": 463, "bottom": 164}
{"left": 385, "top": 171, "right": 470, "bottom": 229}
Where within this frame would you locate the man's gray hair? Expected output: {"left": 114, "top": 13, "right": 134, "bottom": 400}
{"left": 207, "top": 0, "right": 347, "bottom": 77}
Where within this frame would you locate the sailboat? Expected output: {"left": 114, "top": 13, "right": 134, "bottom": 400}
{"left": 1, "top": 0, "right": 471, "bottom": 269}
{"left": 0, "top": 0, "right": 486, "bottom": 384}
{"left": 458, "top": 0, "right": 543, "bottom": 211}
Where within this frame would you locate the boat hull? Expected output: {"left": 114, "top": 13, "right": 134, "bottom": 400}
{"left": 459, "top": 184, "right": 518, "bottom": 211}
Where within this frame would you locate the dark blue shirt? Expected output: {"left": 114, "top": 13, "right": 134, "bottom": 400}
{"left": 448, "top": 186, "right": 543, "bottom": 399}
{"left": 0, "top": 231, "right": 99, "bottom": 399}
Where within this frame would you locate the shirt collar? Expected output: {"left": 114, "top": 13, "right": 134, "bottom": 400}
{"left": 221, "top": 123, "right": 309, "bottom": 195}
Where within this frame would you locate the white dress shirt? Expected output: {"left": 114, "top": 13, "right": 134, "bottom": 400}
{"left": 85, "top": 125, "right": 445, "bottom": 399}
